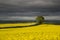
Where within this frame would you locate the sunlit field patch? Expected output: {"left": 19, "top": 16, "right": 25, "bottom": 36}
{"left": 0, "top": 22, "right": 36, "bottom": 27}
{"left": 0, "top": 23, "right": 60, "bottom": 40}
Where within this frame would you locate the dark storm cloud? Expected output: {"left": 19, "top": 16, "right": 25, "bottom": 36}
{"left": 0, "top": 0, "right": 60, "bottom": 7}
{"left": 0, "top": 0, "right": 60, "bottom": 16}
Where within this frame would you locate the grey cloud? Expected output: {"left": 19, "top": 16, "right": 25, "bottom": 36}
{"left": 44, "top": 16, "right": 60, "bottom": 20}
{"left": 0, "top": 12, "right": 60, "bottom": 16}
{"left": 0, "top": 16, "right": 35, "bottom": 21}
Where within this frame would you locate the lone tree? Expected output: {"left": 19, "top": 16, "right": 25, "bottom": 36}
{"left": 36, "top": 16, "right": 44, "bottom": 24}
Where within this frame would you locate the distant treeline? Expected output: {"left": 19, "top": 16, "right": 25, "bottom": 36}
{"left": 0, "top": 20, "right": 36, "bottom": 24}
{"left": 44, "top": 20, "right": 60, "bottom": 25}
{"left": 0, "top": 20, "right": 60, "bottom": 25}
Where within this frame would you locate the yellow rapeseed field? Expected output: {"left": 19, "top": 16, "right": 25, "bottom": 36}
{"left": 0, "top": 23, "right": 60, "bottom": 40}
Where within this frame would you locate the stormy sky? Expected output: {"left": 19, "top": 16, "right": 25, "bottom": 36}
{"left": 0, "top": 0, "right": 60, "bottom": 16}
